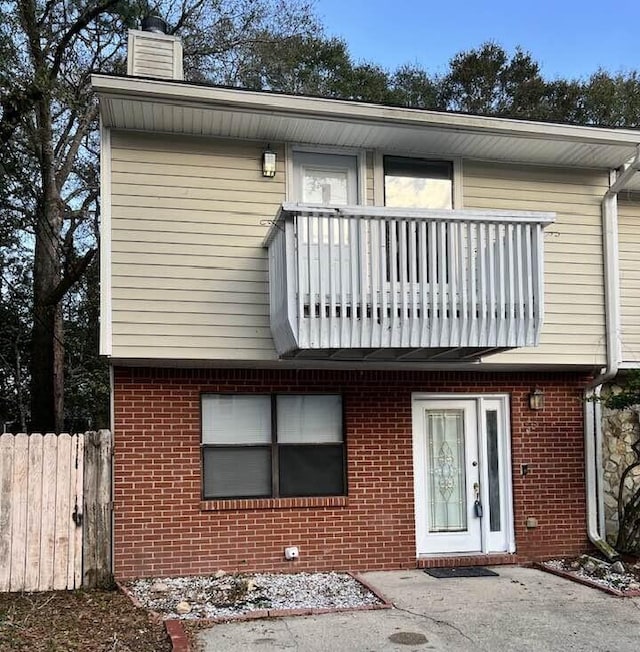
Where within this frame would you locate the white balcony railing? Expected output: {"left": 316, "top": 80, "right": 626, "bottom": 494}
{"left": 265, "top": 203, "right": 554, "bottom": 360}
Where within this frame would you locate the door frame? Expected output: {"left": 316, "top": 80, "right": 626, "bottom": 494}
{"left": 411, "top": 393, "right": 515, "bottom": 557}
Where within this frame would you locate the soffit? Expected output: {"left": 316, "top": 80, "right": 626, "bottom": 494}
{"left": 93, "top": 74, "right": 640, "bottom": 171}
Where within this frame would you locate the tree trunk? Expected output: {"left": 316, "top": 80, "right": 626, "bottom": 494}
{"left": 29, "top": 92, "right": 64, "bottom": 433}
{"left": 30, "top": 300, "right": 64, "bottom": 432}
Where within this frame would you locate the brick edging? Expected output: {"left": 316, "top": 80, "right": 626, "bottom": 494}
{"left": 347, "top": 571, "right": 394, "bottom": 607}
{"left": 116, "top": 581, "right": 163, "bottom": 621}
{"left": 534, "top": 562, "right": 640, "bottom": 597}
{"left": 165, "top": 620, "right": 190, "bottom": 652}
{"left": 116, "top": 572, "right": 391, "bottom": 649}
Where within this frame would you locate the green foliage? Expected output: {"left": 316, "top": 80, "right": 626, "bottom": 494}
{"left": 584, "top": 70, "right": 640, "bottom": 128}
{"left": 238, "top": 34, "right": 352, "bottom": 95}
{"left": 389, "top": 65, "right": 440, "bottom": 109}
{"left": 602, "top": 371, "right": 640, "bottom": 411}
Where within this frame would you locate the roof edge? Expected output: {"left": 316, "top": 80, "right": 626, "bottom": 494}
{"left": 91, "top": 74, "right": 640, "bottom": 148}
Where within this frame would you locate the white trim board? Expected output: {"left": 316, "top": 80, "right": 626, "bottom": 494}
{"left": 99, "top": 121, "right": 112, "bottom": 356}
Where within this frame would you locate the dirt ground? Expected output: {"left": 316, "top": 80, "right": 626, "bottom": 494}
{"left": 0, "top": 588, "right": 171, "bottom": 651}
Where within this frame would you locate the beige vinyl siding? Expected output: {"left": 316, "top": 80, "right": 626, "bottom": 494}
{"left": 110, "top": 131, "right": 283, "bottom": 361}
{"left": 462, "top": 161, "right": 607, "bottom": 366}
{"left": 366, "top": 151, "right": 375, "bottom": 206}
{"left": 110, "top": 133, "right": 608, "bottom": 366}
{"left": 618, "top": 197, "right": 640, "bottom": 364}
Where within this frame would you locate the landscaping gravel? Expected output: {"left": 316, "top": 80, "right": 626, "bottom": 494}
{"left": 542, "top": 555, "right": 640, "bottom": 593}
{"left": 127, "top": 571, "right": 382, "bottom": 620}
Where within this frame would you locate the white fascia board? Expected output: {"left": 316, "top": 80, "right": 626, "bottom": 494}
{"left": 91, "top": 74, "right": 640, "bottom": 150}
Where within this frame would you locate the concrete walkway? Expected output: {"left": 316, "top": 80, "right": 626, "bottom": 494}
{"left": 194, "top": 566, "right": 640, "bottom": 651}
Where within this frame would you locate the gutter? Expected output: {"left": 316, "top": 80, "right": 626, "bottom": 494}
{"left": 584, "top": 149, "right": 640, "bottom": 560}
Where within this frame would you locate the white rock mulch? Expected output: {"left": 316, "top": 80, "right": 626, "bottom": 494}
{"left": 126, "top": 571, "right": 382, "bottom": 620}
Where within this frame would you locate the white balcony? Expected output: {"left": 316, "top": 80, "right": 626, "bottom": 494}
{"left": 264, "top": 203, "right": 554, "bottom": 361}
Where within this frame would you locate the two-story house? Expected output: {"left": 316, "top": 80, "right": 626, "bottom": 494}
{"left": 93, "top": 24, "right": 640, "bottom": 580}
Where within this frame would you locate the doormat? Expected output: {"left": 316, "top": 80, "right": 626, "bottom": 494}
{"left": 424, "top": 567, "right": 499, "bottom": 578}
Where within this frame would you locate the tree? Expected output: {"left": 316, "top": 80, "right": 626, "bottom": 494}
{"left": 389, "top": 64, "right": 441, "bottom": 110}
{"left": 440, "top": 42, "right": 549, "bottom": 118}
{"left": 238, "top": 34, "right": 352, "bottom": 95}
{"left": 0, "top": 235, "right": 30, "bottom": 431}
{"left": 583, "top": 70, "right": 640, "bottom": 128}
{"left": 0, "top": 0, "right": 323, "bottom": 432}
{"left": 1, "top": 0, "right": 130, "bottom": 432}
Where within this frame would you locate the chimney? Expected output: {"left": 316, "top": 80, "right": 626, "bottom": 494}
{"left": 127, "top": 16, "right": 183, "bottom": 81}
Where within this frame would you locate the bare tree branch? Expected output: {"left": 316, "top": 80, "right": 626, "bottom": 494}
{"left": 55, "top": 103, "right": 98, "bottom": 188}
{"left": 50, "top": 0, "right": 121, "bottom": 80}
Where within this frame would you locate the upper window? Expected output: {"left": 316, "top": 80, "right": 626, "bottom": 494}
{"left": 384, "top": 157, "right": 453, "bottom": 209}
{"left": 202, "top": 394, "right": 344, "bottom": 500}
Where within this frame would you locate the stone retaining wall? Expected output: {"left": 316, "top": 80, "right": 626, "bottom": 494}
{"left": 601, "top": 384, "right": 640, "bottom": 544}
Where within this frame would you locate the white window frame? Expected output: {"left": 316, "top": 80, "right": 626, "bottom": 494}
{"left": 286, "top": 144, "right": 368, "bottom": 206}
{"left": 373, "top": 152, "right": 463, "bottom": 209}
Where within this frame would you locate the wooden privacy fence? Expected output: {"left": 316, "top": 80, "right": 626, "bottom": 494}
{"left": 0, "top": 430, "right": 112, "bottom": 592}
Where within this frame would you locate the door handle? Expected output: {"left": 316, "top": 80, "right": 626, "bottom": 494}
{"left": 473, "top": 482, "right": 483, "bottom": 518}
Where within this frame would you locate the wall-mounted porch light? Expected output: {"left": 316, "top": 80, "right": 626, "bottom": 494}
{"left": 529, "top": 387, "right": 544, "bottom": 411}
{"left": 262, "top": 147, "right": 277, "bottom": 178}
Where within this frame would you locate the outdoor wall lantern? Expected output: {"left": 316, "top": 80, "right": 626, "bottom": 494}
{"left": 529, "top": 387, "right": 544, "bottom": 411}
{"left": 262, "top": 147, "right": 277, "bottom": 177}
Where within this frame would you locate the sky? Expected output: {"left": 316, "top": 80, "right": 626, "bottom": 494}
{"left": 315, "top": 0, "right": 639, "bottom": 80}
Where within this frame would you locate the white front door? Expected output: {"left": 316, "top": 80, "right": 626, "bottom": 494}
{"left": 412, "top": 395, "right": 514, "bottom": 556}
{"left": 291, "top": 151, "right": 361, "bottom": 310}
{"left": 291, "top": 151, "right": 359, "bottom": 205}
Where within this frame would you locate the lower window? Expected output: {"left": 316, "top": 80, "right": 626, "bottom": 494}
{"left": 201, "top": 394, "right": 345, "bottom": 499}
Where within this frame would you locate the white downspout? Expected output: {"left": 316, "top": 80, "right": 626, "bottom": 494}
{"left": 585, "top": 152, "right": 640, "bottom": 559}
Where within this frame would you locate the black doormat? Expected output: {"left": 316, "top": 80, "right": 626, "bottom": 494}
{"left": 425, "top": 566, "right": 499, "bottom": 578}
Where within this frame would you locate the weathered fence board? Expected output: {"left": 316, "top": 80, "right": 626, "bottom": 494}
{"left": 0, "top": 434, "right": 14, "bottom": 591}
{"left": 0, "top": 431, "right": 112, "bottom": 592}
{"left": 25, "top": 434, "right": 43, "bottom": 591}
{"left": 53, "top": 434, "right": 72, "bottom": 590}
{"left": 73, "top": 434, "right": 85, "bottom": 589}
{"left": 83, "top": 430, "right": 113, "bottom": 589}
{"left": 39, "top": 434, "right": 58, "bottom": 590}
{"left": 9, "top": 434, "right": 28, "bottom": 592}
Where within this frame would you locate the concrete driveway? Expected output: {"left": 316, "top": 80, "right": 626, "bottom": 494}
{"left": 194, "top": 566, "right": 640, "bottom": 651}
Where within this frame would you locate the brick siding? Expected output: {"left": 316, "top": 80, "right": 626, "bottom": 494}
{"left": 113, "top": 367, "right": 590, "bottom": 579}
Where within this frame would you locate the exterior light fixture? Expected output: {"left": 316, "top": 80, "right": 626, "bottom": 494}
{"left": 529, "top": 388, "right": 544, "bottom": 411}
{"left": 262, "top": 147, "right": 276, "bottom": 177}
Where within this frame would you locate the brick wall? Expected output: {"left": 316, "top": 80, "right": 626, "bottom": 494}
{"left": 113, "top": 367, "right": 591, "bottom": 579}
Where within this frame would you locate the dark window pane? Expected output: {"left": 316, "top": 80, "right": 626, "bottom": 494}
{"left": 486, "top": 410, "right": 501, "bottom": 532}
{"left": 279, "top": 445, "right": 344, "bottom": 497}
{"left": 203, "top": 447, "right": 271, "bottom": 499}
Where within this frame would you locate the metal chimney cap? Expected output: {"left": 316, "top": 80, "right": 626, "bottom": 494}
{"left": 141, "top": 15, "right": 168, "bottom": 34}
